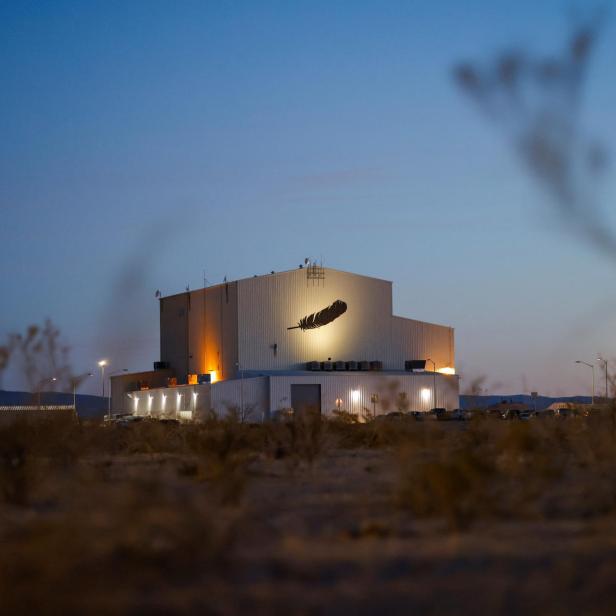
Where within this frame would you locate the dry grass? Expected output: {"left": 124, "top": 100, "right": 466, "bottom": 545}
{"left": 3, "top": 412, "right": 616, "bottom": 613}
{"left": 396, "top": 411, "right": 616, "bottom": 529}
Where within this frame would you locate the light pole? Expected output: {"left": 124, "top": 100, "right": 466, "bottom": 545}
{"left": 597, "top": 357, "right": 609, "bottom": 401}
{"left": 98, "top": 360, "right": 107, "bottom": 397}
{"left": 426, "top": 358, "right": 437, "bottom": 409}
{"left": 108, "top": 368, "right": 128, "bottom": 419}
{"left": 575, "top": 360, "right": 595, "bottom": 405}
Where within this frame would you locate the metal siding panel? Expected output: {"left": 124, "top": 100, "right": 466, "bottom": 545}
{"left": 391, "top": 316, "right": 455, "bottom": 372}
{"left": 166, "top": 268, "right": 455, "bottom": 389}
{"left": 129, "top": 383, "right": 211, "bottom": 420}
{"left": 160, "top": 294, "right": 189, "bottom": 382}
{"left": 269, "top": 373, "right": 459, "bottom": 415}
{"left": 211, "top": 376, "right": 269, "bottom": 420}
{"left": 237, "top": 269, "right": 394, "bottom": 371}
{"left": 183, "top": 283, "right": 239, "bottom": 381}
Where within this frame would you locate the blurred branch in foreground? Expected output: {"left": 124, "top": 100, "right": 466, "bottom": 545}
{"left": 453, "top": 9, "right": 615, "bottom": 260}
{"left": 0, "top": 320, "right": 80, "bottom": 394}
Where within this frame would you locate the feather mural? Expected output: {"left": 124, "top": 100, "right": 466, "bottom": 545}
{"left": 288, "top": 300, "right": 347, "bottom": 331}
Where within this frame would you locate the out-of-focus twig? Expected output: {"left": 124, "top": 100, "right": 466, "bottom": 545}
{"left": 453, "top": 10, "right": 614, "bottom": 260}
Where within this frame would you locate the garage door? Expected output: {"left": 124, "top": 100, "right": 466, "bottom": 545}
{"left": 291, "top": 384, "right": 321, "bottom": 417}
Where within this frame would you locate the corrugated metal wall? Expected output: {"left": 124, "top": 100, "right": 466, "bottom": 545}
{"left": 236, "top": 268, "right": 454, "bottom": 372}
{"left": 270, "top": 373, "right": 459, "bottom": 415}
{"left": 391, "top": 317, "right": 454, "bottom": 371}
{"left": 187, "top": 283, "right": 238, "bottom": 381}
{"left": 129, "top": 384, "right": 211, "bottom": 421}
{"left": 237, "top": 268, "right": 395, "bottom": 371}
{"left": 126, "top": 373, "right": 459, "bottom": 422}
{"left": 210, "top": 376, "right": 269, "bottom": 421}
{"left": 111, "top": 369, "right": 173, "bottom": 412}
{"left": 161, "top": 267, "right": 455, "bottom": 383}
{"left": 160, "top": 293, "right": 190, "bottom": 381}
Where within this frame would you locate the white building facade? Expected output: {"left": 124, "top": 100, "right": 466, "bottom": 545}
{"left": 117, "top": 266, "right": 459, "bottom": 420}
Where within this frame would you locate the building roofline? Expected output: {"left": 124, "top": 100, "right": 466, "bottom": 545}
{"left": 392, "top": 314, "right": 454, "bottom": 331}
{"left": 160, "top": 266, "right": 392, "bottom": 299}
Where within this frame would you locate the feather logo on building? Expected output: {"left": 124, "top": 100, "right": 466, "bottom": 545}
{"left": 288, "top": 300, "right": 347, "bottom": 331}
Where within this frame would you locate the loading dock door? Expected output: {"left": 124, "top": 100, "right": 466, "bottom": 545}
{"left": 291, "top": 384, "right": 321, "bottom": 417}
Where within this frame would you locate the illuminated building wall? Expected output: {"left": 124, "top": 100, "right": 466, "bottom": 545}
{"left": 160, "top": 267, "right": 454, "bottom": 384}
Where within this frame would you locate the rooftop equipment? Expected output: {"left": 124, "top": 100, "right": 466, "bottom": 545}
{"left": 405, "top": 360, "right": 427, "bottom": 372}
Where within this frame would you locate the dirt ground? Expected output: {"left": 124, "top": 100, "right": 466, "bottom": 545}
{"left": 3, "top": 430, "right": 616, "bottom": 615}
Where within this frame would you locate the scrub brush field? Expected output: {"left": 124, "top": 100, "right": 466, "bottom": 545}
{"left": 3, "top": 413, "right": 616, "bottom": 614}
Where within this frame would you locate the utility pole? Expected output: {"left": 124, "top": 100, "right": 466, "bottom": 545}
{"left": 598, "top": 357, "right": 609, "bottom": 401}
{"left": 575, "top": 360, "right": 595, "bottom": 405}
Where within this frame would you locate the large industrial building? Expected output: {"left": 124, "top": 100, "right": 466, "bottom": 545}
{"left": 111, "top": 265, "right": 458, "bottom": 420}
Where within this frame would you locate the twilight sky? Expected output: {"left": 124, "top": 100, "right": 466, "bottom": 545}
{"left": 2, "top": 0, "right": 616, "bottom": 396}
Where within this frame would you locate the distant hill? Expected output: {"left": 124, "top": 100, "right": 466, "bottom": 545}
{"left": 0, "top": 390, "right": 108, "bottom": 419}
{"left": 0, "top": 390, "right": 595, "bottom": 417}
{"left": 460, "top": 394, "right": 592, "bottom": 410}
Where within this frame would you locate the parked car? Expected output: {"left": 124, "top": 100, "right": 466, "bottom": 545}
{"left": 375, "top": 411, "right": 415, "bottom": 422}
{"left": 103, "top": 413, "right": 144, "bottom": 426}
{"left": 428, "top": 407, "right": 447, "bottom": 420}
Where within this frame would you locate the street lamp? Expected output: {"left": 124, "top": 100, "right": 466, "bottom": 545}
{"left": 575, "top": 360, "right": 595, "bottom": 405}
{"left": 426, "top": 358, "right": 437, "bottom": 408}
{"left": 597, "top": 357, "right": 609, "bottom": 401}
{"left": 98, "top": 360, "right": 107, "bottom": 397}
{"left": 108, "top": 368, "right": 128, "bottom": 419}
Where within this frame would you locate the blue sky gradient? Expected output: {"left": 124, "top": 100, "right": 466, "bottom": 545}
{"left": 2, "top": 1, "right": 616, "bottom": 395}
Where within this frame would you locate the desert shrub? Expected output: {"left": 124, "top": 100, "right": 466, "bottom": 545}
{"left": 330, "top": 409, "right": 359, "bottom": 424}
{"left": 326, "top": 416, "right": 437, "bottom": 450}
{"left": 0, "top": 417, "right": 85, "bottom": 505}
{"left": 0, "top": 474, "right": 238, "bottom": 614}
{"left": 396, "top": 413, "right": 616, "bottom": 530}
{"left": 397, "top": 445, "right": 494, "bottom": 530}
